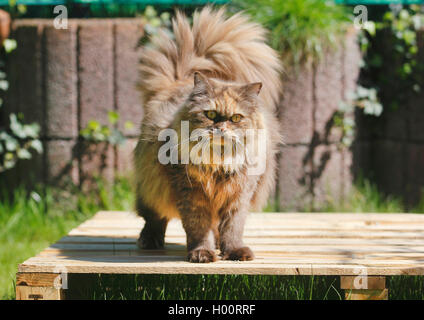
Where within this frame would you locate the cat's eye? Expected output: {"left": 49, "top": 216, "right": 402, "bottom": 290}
{"left": 205, "top": 110, "right": 217, "bottom": 120}
{"left": 231, "top": 114, "right": 242, "bottom": 123}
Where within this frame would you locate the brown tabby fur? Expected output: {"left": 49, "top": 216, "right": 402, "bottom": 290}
{"left": 134, "top": 7, "right": 282, "bottom": 263}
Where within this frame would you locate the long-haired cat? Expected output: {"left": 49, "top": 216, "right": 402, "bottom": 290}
{"left": 134, "top": 7, "right": 282, "bottom": 263}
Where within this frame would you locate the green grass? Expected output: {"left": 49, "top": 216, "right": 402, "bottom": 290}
{"left": 0, "top": 177, "right": 423, "bottom": 300}
{"left": 66, "top": 274, "right": 343, "bottom": 300}
{"left": 64, "top": 274, "right": 424, "bottom": 300}
{"left": 322, "top": 179, "right": 407, "bottom": 213}
{"left": 0, "top": 177, "right": 135, "bottom": 300}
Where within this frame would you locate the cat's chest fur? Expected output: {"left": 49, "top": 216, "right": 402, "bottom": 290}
{"left": 174, "top": 165, "right": 248, "bottom": 215}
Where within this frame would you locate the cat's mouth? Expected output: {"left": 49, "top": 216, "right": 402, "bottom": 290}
{"left": 208, "top": 131, "right": 235, "bottom": 146}
{"left": 210, "top": 136, "right": 227, "bottom": 146}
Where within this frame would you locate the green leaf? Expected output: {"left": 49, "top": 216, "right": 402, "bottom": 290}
{"left": 108, "top": 111, "right": 119, "bottom": 125}
{"left": 30, "top": 140, "right": 43, "bottom": 154}
{"left": 17, "top": 148, "right": 32, "bottom": 160}
{"left": 23, "top": 123, "right": 40, "bottom": 138}
{"left": 3, "top": 39, "right": 17, "bottom": 53}
{"left": 5, "top": 137, "right": 18, "bottom": 152}
{"left": 88, "top": 120, "right": 101, "bottom": 131}
{"left": 124, "top": 121, "right": 134, "bottom": 130}
{"left": 109, "top": 129, "right": 126, "bottom": 146}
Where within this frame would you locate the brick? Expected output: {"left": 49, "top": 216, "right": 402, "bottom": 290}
{"left": 342, "top": 147, "right": 353, "bottom": 200}
{"left": 79, "top": 142, "right": 115, "bottom": 187}
{"left": 343, "top": 28, "right": 361, "bottom": 100}
{"left": 116, "top": 138, "right": 137, "bottom": 174}
{"left": 44, "top": 25, "right": 78, "bottom": 138}
{"left": 78, "top": 20, "right": 114, "bottom": 129}
{"left": 115, "top": 21, "right": 144, "bottom": 137}
{"left": 279, "top": 64, "right": 314, "bottom": 144}
{"left": 278, "top": 145, "right": 313, "bottom": 211}
{"left": 45, "top": 139, "right": 79, "bottom": 185}
{"left": 312, "top": 144, "right": 344, "bottom": 208}
{"left": 405, "top": 143, "right": 424, "bottom": 206}
{"left": 15, "top": 25, "right": 45, "bottom": 135}
{"left": 314, "top": 46, "right": 344, "bottom": 144}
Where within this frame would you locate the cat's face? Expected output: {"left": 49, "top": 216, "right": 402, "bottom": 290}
{"left": 177, "top": 72, "right": 264, "bottom": 169}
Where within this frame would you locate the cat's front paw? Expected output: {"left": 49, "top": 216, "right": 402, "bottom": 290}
{"left": 137, "top": 232, "right": 165, "bottom": 249}
{"left": 188, "top": 249, "right": 217, "bottom": 263}
{"left": 222, "top": 246, "right": 254, "bottom": 261}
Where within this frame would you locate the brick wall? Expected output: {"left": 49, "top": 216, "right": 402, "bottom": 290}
{"left": 2, "top": 19, "right": 143, "bottom": 188}
{"left": 278, "top": 29, "right": 361, "bottom": 210}
{"left": 1, "top": 19, "right": 363, "bottom": 210}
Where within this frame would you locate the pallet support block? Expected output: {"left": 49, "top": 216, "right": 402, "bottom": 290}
{"left": 340, "top": 276, "right": 387, "bottom": 300}
{"left": 16, "top": 272, "right": 65, "bottom": 300}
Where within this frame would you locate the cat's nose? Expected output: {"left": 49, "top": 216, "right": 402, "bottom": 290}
{"left": 213, "top": 127, "right": 226, "bottom": 135}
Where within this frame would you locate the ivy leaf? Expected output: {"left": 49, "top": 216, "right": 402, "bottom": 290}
{"left": 30, "top": 140, "right": 43, "bottom": 154}
{"left": 109, "top": 129, "right": 126, "bottom": 146}
{"left": 5, "top": 137, "right": 18, "bottom": 152}
{"left": 124, "top": 121, "right": 134, "bottom": 130}
{"left": 17, "top": 148, "right": 32, "bottom": 160}
{"left": 23, "top": 123, "right": 40, "bottom": 139}
{"left": 3, "top": 39, "right": 17, "bottom": 54}
{"left": 88, "top": 120, "right": 101, "bottom": 131}
{"left": 9, "top": 114, "right": 25, "bottom": 138}
{"left": 108, "top": 111, "right": 119, "bottom": 125}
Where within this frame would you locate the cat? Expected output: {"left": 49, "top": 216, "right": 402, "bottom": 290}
{"left": 134, "top": 6, "right": 282, "bottom": 263}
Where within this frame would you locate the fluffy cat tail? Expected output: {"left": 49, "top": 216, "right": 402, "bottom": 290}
{"left": 138, "top": 6, "right": 283, "bottom": 111}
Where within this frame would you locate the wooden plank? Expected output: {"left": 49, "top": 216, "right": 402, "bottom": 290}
{"left": 76, "top": 222, "right": 424, "bottom": 232}
{"left": 68, "top": 228, "right": 424, "bottom": 239}
{"left": 23, "top": 253, "right": 424, "bottom": 266}
{"left": 44, "top": 243, "right": 424, "bottom": 256}
{"left": 18, "top": 257, "right": 424, "bottom": 275}
{"left": 57, "top": 235, "right": 424, "bottom": 247}
{"left": 89, "top": 211, "right": 424, "bottom": 222}
{"left": 36, "top": 249, "right": 424, "bottom": 264}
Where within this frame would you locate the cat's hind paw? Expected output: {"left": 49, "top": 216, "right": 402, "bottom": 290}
{"left": 187, "top": 249, "right": 217, "bottom": 263}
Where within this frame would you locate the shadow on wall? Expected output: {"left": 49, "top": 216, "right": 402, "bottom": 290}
{"left": 1, "top": 19, "right": 143, "bottom": 190}
{"left": 278, "top": 28, "right": 360, "bottom": 211}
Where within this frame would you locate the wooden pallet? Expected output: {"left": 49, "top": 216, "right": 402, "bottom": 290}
{"left": 16, "top": 211, "right": 424, "bottom": 300}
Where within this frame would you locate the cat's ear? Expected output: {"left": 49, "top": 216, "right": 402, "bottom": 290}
{"left": 193, "top": 72, "right": 212, "bottom": 97}
{"left": 240, "top": 82, "right": 262, "bottom": 97}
